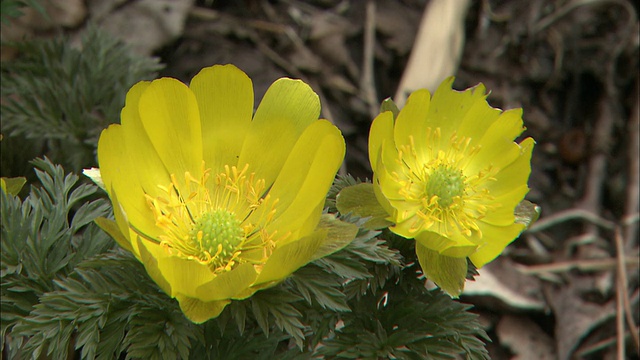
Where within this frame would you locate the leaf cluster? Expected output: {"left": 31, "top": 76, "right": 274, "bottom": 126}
{"left": 0, "top": 0, "right": 45, "bottom": 24}
{"left": 0, "top": 26, "right": 162, "bottom": 172}
{"left": 2, "top": 160, "right": 491, "bottom": 359}
{"left": 12, "top": 252, "right": 202, "bottom": 360}
{"left": 1, "top": 158, "right": 113, "bottom": 356}
{"left": 1, "top": 159, "right": 203, "bottom": 359}
{"left": 312, "top": 226, "right": 488, "bottom": 359}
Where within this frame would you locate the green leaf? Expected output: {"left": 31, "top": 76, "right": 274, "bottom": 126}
{"left": 415, "top": 244, "right": 467, "bottom": 296}
{"left": 379, "top": 97, "right": 400, "bottom": 120}
{"left": 10, "top": 250, "right": 202, "bottom": 360}
{"left": 310, "top": 213, "right": 359, "bottom": 260}
{"left": 1, "top": 26, "right": 162, "bottom": 171}
{"left": 249, "top": 289, "right": 305, "bottom": 349}
{"left": 0, "top": 176, "right": 26, "bottom": 195}
{"left": 336, "top": 183, "right": 392, "bottom": 230}
{"left": 1, "top": 158, "right": 113, "bottom": 356}
{"left": 287, "top": 265, "right": 350, "bottom": 312}
{"left": 325, "top": 174, "right": 360, "bottom": 212}
{"left": 0, "top": 0, "right": 26, "bottom": 23}
{"left": 515, "top": 199, "right": 541, "bottom": 229}
{"left": 315, "top": 283, "right": 489, "bottom": 359}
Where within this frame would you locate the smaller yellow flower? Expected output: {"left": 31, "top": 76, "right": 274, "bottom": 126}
{"left": 369, "top": 78, "right": 534, "bottom": 290}
{"left": 96, "top": 64, "right": 355, "bottom": 323}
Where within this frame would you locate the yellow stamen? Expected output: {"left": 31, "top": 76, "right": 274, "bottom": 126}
{"left": 393, "top": 127, "right": 498, "bottom": 237}
{"left": 144, "top": 162, "right": 285, "bottom": 271}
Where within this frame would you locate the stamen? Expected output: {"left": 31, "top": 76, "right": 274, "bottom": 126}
{"left": 144, "top": 161, "right": 279, "bottom": 271}
{"left": 391, "top": 127, "right": 498, "bottom": 238}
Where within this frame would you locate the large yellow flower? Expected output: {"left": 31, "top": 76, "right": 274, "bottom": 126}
{"left": 96, "top": 64, "right": 349, "bottom": 323}
{"left": 369, "top": 78, "right": 534, "bottom": 276}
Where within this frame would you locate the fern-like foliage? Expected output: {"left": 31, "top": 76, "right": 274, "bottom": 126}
{"left": 309, "top": 178, "right": 490, "bottom": 359}
{"left": 0, "top": 0, "right": 45, "bottom": 24}
{"left": 312, "top": 234, "right": 489, "bottom": 360}
{"left": 0, "top": 26, "right": 162, "bottom": 172}
{"left": 325, "top": 173, "right": 361, "bottom": 212}
{"left": 314, "top": 286, "right": 490, "bottom": 360}
{"left": 10, "top": 251, "right": 203, "bottom": 360}
{"left": 2, "top": 161, "right": 491, "bottom": 359}
{"left": 1, "top": 157, "right": 113, "bottom": 356}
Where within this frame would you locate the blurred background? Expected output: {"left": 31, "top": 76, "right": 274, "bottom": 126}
{"left": 1, "top": 0, "right": 638, "bottom": 359}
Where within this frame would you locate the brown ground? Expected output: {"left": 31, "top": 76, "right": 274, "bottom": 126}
{"left": 4, "top": 0, "right": 639, "bottom": 359}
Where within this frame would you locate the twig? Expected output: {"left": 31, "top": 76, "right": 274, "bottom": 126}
{"left": 615, "top": 228, "right": 640, "bottom": 353}
{"left": 516, "top": 257, "right": 640, "bottom": 274}
{"left": 580, "top": 96, "right": 616, "bottom": 213}
{"left": 624, "top": 79, "right": 639, "bottom": 250}
{"left": 531, "top": 0, "right": 637, "bottom": 35}
{"left": 526, "top": 208, "right": 616, "bottom": 233}
{"left": 360, "top": 0, "right": 378, "bottom": 120}
{"left": 575, "top": 332, "right": 635, "bottom": 358}
{"left": 616, "top": 262, "right": 626, "bottom": 359}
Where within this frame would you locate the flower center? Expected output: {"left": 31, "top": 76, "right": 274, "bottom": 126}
{"left": 144, "top": 162, "right": 283, "bottom": 271}
{"left": 190, "top": 210, "right": 244, "bottom": 262}
{"left": 425, "top": 165, "right": 465, "bottom": 208}
{"left": 392, "top": 128, "right": 499, "bottom": 237}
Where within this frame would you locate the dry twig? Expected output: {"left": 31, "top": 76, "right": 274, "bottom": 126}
{"left": 517, "top": 257, "right": 640, "bottom": 275}
{"left": 615, "top": 228, "right": 640, "bottom": 353}
{"left": 360, "top": 0, "right": 378, "bottom": 120}
{"left": 624, "top": 80, "right": 639, "bottom": 250}
{"left": 527, "top": 208, "right": 615, "bottom": 233}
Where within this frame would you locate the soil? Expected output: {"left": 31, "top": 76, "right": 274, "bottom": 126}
{"left": 4, "top": 0, "right": 640, "bottom": 358}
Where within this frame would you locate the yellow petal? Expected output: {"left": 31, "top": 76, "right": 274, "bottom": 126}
{"left": 190, "top": 64, "right": 253, "bottom": 174}
{"left": 104, "top": 187, "right": 131, "bottom": 243}
{"left": 469, "top": 221, "right": 526, "bottom": 268}
{"left": 135, "top": 236, "right": 172, "bottom": 296}
{"left": 136, "top": 237, "right": 214, "bottom": 299}
{"left": 427, "top": 78, "right": 488, "bottom": 147}
{"left": 175, "top": 294, "right": 230, "bottom": 323}
{"left": 372, "top": 174, "right": 396, "bottom": 220}
{"left": 393, "top": 89, "right": 431, "bottom": 165}
{"left": 195, "top": 262, "right": 258, "bottom": 302}
{"left": 265, "top": 120, "right": 345, "bottom": 240}
{"left": 94, "top": 217, "right": 132, "bottom": 253}
{"left": 414, "top": 231, "right": 477, "bottom": 258}
{"left": 376, "top": 139, "right": 414, "bottom": 222}
{"left": 368, "top": 111, "right": 395, "bottom": 171}
{"left": 456, "top": 94, "right": 502, "bottom": 142}
{"left": 376, "top": 157, "right": 420, "bottom": 224}
{"left": 98, "top": 125, "right": 162, "bottom": 243}
{"left": 238, "top": 78, "right": 320, "bottom": 189}
{"left": 120, "top": 81, "right": 172, "bottom": 196}
{"left": 463, "top": 109, "right": 526, "bottom": 174}
{"left": 138, "top": 78, "right": 203, "bottom": 178}
{"left": 253, "top": 229, "right": 327, "bottom": 287}
{"left": 482, "top": 137, "right": 534, "bottom": 197}
{"left": 479, "top": 184, "right": 529, "bottom": 226}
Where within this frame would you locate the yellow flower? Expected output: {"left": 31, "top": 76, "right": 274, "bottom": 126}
{"left": 96, "top": 64, "right": 349, "bottom": 323}
{"left": 369, "top": 78, "right": 534, "bottom": 270}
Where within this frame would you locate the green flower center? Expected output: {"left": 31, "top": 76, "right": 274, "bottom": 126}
{"left": 190, "top": 210, "right": 244, "bottom": 260}
{"left": 425, "top": 166, "right": 466, "bottom": 208}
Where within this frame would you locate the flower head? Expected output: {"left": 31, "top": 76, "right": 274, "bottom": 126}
{"left": 97, "top": 64, "right": 348, "bottom": 322}
{"left": 369, "top": 78, "right": 534, "bottom": 270}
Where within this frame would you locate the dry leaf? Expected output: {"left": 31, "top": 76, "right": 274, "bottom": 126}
{"left": 394, "top": 0, "right": 470, "bottom": 106}
{"left": 496, "top": 315, "right": 557, "bottom": 360}
{"left": 463, "top": 259, "right": 545, "bottom": 312}
{"left": 87, "top": 0, "right": 194, "bottom": 55}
